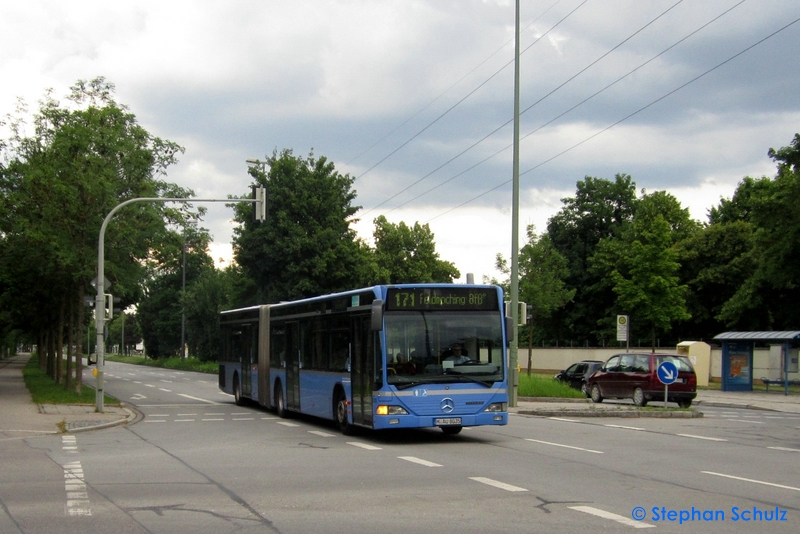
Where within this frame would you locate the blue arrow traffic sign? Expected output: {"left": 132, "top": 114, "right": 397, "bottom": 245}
{"left": 657, "top": 361, "right": 679, "bottom": 385}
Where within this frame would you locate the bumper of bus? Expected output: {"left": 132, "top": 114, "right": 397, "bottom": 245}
{"left": 371, "top": 411, "right": 508, "bottom": 430}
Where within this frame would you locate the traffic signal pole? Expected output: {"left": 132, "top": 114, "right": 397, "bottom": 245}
{"left": 94, "top": 194, "right": 265, "bottom": 412}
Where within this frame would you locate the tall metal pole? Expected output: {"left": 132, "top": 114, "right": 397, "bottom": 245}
{"left": 509, "top": 0, "right": 521, "bottom": 407}
{"left": 94, "top": 196, "right": 262, "bottom": 412}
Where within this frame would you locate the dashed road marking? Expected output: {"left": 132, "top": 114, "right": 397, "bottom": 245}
{"left": 469, "top": 477, "right": 527, "bottom": 492}
{"left": 526, "top": 438, "right": 603, "bottom": 454}
{"left": 62, "top": 436, "right": 91, "bottom": 516}
{"left": 399, "top": 456, "right": 442, "bottom": 467}
{"left": 569, "top": 506, "right": 654, "bottom": 529}
{"left": 703, "top": 471, "right": 800, "bottom": 492}
{"left": 347, "top": 442, "right": 382, "bottom": 451}
{"left": 677, "top": 434, "right": 727, "bottom": 442}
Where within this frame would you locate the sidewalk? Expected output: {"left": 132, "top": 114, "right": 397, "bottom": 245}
{"left": 0, "top": 354, "right": 134, "bottom": 438}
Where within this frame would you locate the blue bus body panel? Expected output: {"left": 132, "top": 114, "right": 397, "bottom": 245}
{"left": 298, "top": 371, "right": 347, "bottom": 419}
{"left": 371, "top": 383, "right": 508, "bottom": 430}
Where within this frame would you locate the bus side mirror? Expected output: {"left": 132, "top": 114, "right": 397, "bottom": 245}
{"left": 506, "top": 316, "right": 514, "bottom": 343}
{"left": 371, "top": 299, "right": 384, "bottom": 331}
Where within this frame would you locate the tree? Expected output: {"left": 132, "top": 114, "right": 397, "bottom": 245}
{"left": 0, "top": 77, "right": 188, "bottom": 388}
{"left": 372, "top": 215, "right": 459, "bottom": 283}
{"left": 136, "top": 223, "right": 215, "bottom": 358}
{"left": 232, "top": 149, "right": 376, "bottom": 303}
{"left": 717, "top": 133, "right": 800, "bottom": 329}
{"left": 590, "top": 190, "right": 695, "bottom": 347}
{"left": 492, "top": 226, "right": 574, "bottom": 347}
{"left": 609, "top": 214, "right": 691, "bottom": 351}
{"left": 545, "top": 174, "right": 638, "bottom": 344}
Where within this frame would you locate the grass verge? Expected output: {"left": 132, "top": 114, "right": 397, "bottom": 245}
{"left": 518, "top": 372, "right": 587, "bottom": 398}
{"left": 104, "top": 354, "right": 217, "bottom": 374}
{"left": 22, "top": 356, "right": 118, "bottom": 405}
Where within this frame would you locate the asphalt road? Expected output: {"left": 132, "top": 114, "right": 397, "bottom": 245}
{"left": 3, "top": 360, "right": 799, "bottom": 533}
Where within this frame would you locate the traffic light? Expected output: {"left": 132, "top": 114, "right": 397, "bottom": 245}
{"left": 252, "top": 185, "right": 268, "bottom": 222}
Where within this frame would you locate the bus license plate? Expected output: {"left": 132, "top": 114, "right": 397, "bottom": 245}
{"left": 436, "top": 418, "right": 462, "bottom": 426}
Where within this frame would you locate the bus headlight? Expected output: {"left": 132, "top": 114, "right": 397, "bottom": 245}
{"left": 483, "top": 402, "right": 507, "bottom": 412}
{"left": 376, "top": 405, "right": 409, "bottom": 416}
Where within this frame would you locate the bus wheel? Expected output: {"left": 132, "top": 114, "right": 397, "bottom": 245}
{"left": 335, "top": 390, "right": 353, "bottom": 435}
{"left": 233, "top": 374, "right": 244, "bottom": 406}
{"left": 441, "top": 426, "right": 462, "bottom": 435}
{"left": 275, "top": 381, "right": 288, "bottom": 418}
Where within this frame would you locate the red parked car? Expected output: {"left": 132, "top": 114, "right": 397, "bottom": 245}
{"left": 586, "top": 353, "right": 697, "bottom": 408}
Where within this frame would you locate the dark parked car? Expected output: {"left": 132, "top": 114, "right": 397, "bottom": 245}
{"left": 586, "top": 353, "right": 697, "bottom": 408}
{"left": 554, "top": 360, "right": 604, "bottom": 396}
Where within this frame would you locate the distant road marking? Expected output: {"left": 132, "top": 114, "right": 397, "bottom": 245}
{"left": 158, "top": 388, "right": 172, "bottom": 392}
{"left": 548, "top": 417, "right": 580, "bottom": 423}
{"left": 177, "top": 393, "right": 220, "bottom": 404}
{"left": 469, "top": 477, "right": 528, "bottom": 492}
{"left": 177, "top": 413, "right": 197, "bottom": 416}
{"left": 526, "top": 438, "right": 603, "bottom": 454}
{"left": 677, "top": 434, "right": 727, "bottom": 442}
{"left": 144, "top": 384, "right": 155, "bottom": 388}
{"left": 767, "top": 446, "right": 800, "bottom": 452}
{"left": 276, "top": 421, "right": 299, "bottom": 427}
{"left": 347, "top": 442, "right": 382, "bottom": 451}
{"left": 399, "top": 456, "right": 442, "bottom": 467}
{"left": 308, "top": 430, "right": 335, "bottom": 437}
{"left": 703, "top": 471, "right": 800, "bottom": 492}
{"left": 729, "top": 419, "right": 765, "bottom": 424}
{"left": 202, "top": 418, "right": 224, "bottom": 421}
{"left": 234, "top": 417, "right": 255, "bottom": 421}
{"left": 604, "top": 424, "right": 644, "bottom": 431}
{"left": 570, "top": 506, "right": 654, "bottom": 529}
{"left": 175, "top": 419, "right": 195, "bottom": 422}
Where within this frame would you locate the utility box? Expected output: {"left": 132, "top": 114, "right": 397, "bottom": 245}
{"left": 677, "top": 341, "right": 711, "bottom": 387}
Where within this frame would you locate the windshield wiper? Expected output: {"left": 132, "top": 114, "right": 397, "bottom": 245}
{"left": 444, "top": 372, "right": 494, "bottom": 388}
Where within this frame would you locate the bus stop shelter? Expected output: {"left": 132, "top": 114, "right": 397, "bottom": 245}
{"left": 713, "top": 331, "right": 800, "bottom": 394}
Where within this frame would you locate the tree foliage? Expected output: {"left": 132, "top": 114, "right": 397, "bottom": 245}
{"left": 0, "top": 78, "right": 188, "bottom": 386}
{"left": 372, "top": 215, "right": 459, "bottom": 283}
{"left": 232, "top": 149, "right": 376, "bottom": 304}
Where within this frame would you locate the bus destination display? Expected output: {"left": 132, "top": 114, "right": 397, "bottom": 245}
{"left": 386, "top": 287, "right": 498, "bottom": 311}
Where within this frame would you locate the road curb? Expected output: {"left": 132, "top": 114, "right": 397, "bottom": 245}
{"left": 66, "top": 407, "right": 138, "bottom": 433}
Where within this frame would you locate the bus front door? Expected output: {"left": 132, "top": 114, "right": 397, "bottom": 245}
{"left": 286, "top": 322, "right": 301, "bottom": 411}
{"left": 351, "top": 315, "right": 375, "bottom": 428}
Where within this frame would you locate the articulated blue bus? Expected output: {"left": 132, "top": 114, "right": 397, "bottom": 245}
{"left": 218, "top": 284, "right": 510, "bottom": 434}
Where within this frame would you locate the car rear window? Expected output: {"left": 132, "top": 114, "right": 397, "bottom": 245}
{"left": 654, "top": 355, "right": 695, "bottom": 373}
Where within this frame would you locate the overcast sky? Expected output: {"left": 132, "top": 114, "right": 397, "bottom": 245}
{"left": 3, "top": 0, "right": 799, "bottom": 282}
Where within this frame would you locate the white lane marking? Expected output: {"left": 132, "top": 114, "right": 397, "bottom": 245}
{"left": 234, "top": 417, "right": 255, "bottom": 421}
{"left": 276, "top": 421, "right": 299, "bottom": 427}
{"left": 202, "top": 418, "right": 224, "bottom": 421}
{"left": 677, "top": 434, "right": 728, "bottom": 442}
{"left": 347, "top": 442, "right": 382, "bottom": 451}
{"left": 398, "top": 456, "right": 443, "bottom": 467}
{"left": 175, "top": 419, "right": 195, "bottom": 422}
{"left": 469, "top": 477, "right": 528, "bottom": 492}
{"left": 177, "top": 393, "right": 220, "bottom": 404}
{"left": 548, "top": 417, "right": 580, "bottom": 423}
{"left": 150, "top": 414, "right": 169, "bottom": 417}
{"left": 525, "top": 438, "right": 603, "bottom": 454}
{"left": 703, "top": 471, "right": 800, "bottom": 492}
{"left": 62, "top": 436, "right": 91, "bottom": 516}
{"left": 570, "top": 506, "right": 655, "bottom": 529}
{"left": 767, "top": 446, "right": 800, "bottom": 452}
{"left": 204, "top": 413, "right": 224, "bottom": 416}
{"left": 144, "top": 384, "right": 155, "bottom": 388}
{"left": 177, "top": 413, "right": 197, "bottom": 416}
{"left": 729, "top": 419, "right": 765, "bottom": 424}
{"left": 308, "top": 431, "right": 335, "bottom": 437}
{"left": 604, "top": 424, "right": 644, "bottom": 431}
{"left": 158, "top": 388, "right": 172, "bottom": 392}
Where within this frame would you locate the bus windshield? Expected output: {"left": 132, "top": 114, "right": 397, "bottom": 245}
{"left": 384, "top": 311, "right": 504, "bottom": 389}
